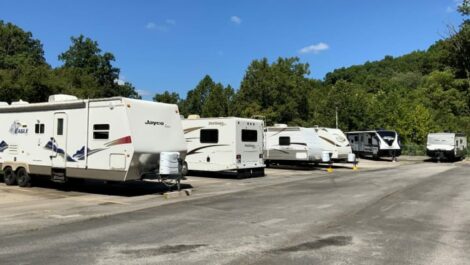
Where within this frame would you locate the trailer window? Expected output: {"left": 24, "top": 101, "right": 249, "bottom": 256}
{"left": 279, "top": 136, "right": 290, "bottom": 146}
{"left": 200, "top": 129, "right": 218, "bottom": 143}
{"left": 94, "top": 124, "right": 110, "bottom": 130}
{"left": 242, "top": 130, "right": 257, "bottom": 142}
{"left": 93, "top": 124, "right": 110, "bottom": 140}
{"left": 57, "top": 118, "right": 64, "bottom": 135}
{"left": 35, "top": 123, "right": 45, "bottom": 134}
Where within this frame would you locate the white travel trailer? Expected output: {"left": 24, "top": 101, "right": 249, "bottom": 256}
{"left": 314, "top": 127, "right": 353, "bottom": 162}
{"left": 346, "top": 130, "right": 401, "bottom": 160}
{"left": 0, "top": 94, "right": 186, "bottom": 187}
{"left": 426, "top": 132, "right": 467, "bottom": 161}
{"left": 264, "top": 125, "right": 354, "bottom": 165}
{"left": 182, "top": 116, "right": 265, "bottom": 176}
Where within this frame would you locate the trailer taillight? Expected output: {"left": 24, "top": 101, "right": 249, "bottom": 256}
{"left": 236, "top": 154, "right": 241, "bottom": 163}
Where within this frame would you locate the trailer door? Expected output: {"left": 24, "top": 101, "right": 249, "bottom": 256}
{"left": 51, "top": 113, "right": 68, "bottom": 168}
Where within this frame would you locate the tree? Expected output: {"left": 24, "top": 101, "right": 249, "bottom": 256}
{"left": 202, "top": 83, "right": 226, "bottom": 117}
{"left": 317, "top": 80, "right": 374, "bottom": 130}
{"left": 59, "top": 35, "right": 119, "bottom": 86}
{"left": 223, "top": 85, "right": 235, "bottom": 115}
{"left": 154, "top": 90, "right": 180, "bottom": 104}
{"left": 0, "top": 21, "right": 53, "bottom": 103}
{"left": 181, "top": 75, "right": 234, "bottom": 117}
{"left": 183, "top": 75, "right": 214, "bottom": 115}
{"left": 115, "top": 82, "right": 141, "bottom": 99}
{"left": 234, "top": 57, "right": 311, "bottom": 125}
{"left": 458, "top": 0, "right": 470, "bottom": 16}
{"left": 443, "top": 22, "right": 470, "bottom": 80}
{"left": 58, "top": 35, "right": 138, "bottom": 98}
{"left": 0, "top": 20, "right": 46, "bottom": 69}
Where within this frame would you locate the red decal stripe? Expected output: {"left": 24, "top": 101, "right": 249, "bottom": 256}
{"left": 105, "top": 136, "right": 132, "bottom": 147}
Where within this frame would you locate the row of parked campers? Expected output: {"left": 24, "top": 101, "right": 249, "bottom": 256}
{"left": 183, "top": 119, "right": 358, "bottom": 176}
{"left": 181, "top": 118, "right": 405, "bottom": 174}
{"left": 0, "top": 95, "right": 466, "bottom": 187}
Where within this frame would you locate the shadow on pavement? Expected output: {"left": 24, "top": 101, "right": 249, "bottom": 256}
{"left": 188, "top": 170, "right": 265, "bottom": 179}
{"left": 356, "top": 157, "right": 398, "bottom": 162}
{"left": 268, "top": 163, "right": 355, "bottom": 171}
{"left": 6, "top": 177, "right": 193, "bottom": 197}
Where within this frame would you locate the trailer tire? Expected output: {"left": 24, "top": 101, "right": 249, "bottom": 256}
{"left": 16, "top": 168, "right": 31, "bottom": 187}
{"left": 182, "top": 161, "right": 188, "bottom": 177}
{"left": 4, "top": 167, "right": 17, "bottom": 186}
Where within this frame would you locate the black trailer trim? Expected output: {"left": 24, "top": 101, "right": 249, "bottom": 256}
{"left": 0, "top": 102, "right": 86, "bottom": 113}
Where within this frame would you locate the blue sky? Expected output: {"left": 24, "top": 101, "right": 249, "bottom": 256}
{"left": 0, "top": 0, "right": 464, "bottom": 99}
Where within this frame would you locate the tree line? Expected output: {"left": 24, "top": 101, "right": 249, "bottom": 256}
{"left": 0, "top": 21, "right": 139, "bottom": 104}
{"left": 1, "top": 1, "right": 469, "bottom": 145}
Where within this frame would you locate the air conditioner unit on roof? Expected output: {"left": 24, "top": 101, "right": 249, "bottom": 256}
{"left": 48, "top": 94, "right": 78, "bottom": 102}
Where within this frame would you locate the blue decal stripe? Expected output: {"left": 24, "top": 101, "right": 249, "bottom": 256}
{"left": 0, "top": 140, "right": 8, "bottom": 152}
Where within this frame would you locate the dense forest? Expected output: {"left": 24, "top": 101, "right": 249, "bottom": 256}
{"left": 1, "top": 1, "right": 469, "bottom": 146}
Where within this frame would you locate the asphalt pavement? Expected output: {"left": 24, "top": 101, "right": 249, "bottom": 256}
{"left": 0, "top": 160, "right": 469, "bottom": 265}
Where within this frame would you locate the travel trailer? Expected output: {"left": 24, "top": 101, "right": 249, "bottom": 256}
{"left": 314, "top": 127, "right": 353, "bottom": 162}
{"left": 182, "top": 116, "right": 265, "bottom": 176}
{"left": 264, "top": 125, "right": 354, "bottom": 166}
{"left": 0, "top": 94, "right": 187, "bottom": 187}
{"left": 426, "top": 132, "right": 467, "bottom": 161}
{"left": 346, "top": 130, "right": 401, "bottom": 160}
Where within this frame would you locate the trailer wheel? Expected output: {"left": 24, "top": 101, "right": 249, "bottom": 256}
{"left": 182, "top": 161, "right": 188, "bottom": 177}
{"left": 3, "top": 167, "right": 17, "bottom": 186}
{"left": 259, "top": 168, "right": 265, "bottom": 177}
{"left": 16, "top": 168, "right": 31, "bottom": 187}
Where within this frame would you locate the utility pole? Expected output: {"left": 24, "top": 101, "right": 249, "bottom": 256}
{"left": 335, "top": 106, "right": 338, "bottom": 129}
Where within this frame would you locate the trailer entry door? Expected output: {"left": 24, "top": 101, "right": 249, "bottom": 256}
{"left": 51, "top": 113, "right": 68, "bottom": 168}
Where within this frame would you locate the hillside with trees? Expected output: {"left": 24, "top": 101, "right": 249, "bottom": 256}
{"left": 159, "top": 0, "right": 469, "bottom": 145}
{"left": 0, "top": 21, "right": 139, "bottom": 104}
{"left": 1, "top": 0, "right": 469, "bottom": 145}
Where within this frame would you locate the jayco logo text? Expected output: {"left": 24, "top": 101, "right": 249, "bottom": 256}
{"left": 145, "top": 120, "right": 165, "bottom": 126}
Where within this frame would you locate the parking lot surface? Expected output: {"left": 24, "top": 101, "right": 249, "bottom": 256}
{"left": 0, "top": 158, "right": 469, "bottom": 264}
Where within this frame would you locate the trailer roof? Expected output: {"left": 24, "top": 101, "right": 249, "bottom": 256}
{"left": 265, "top": 126, "right": 303, "bottom": 132}
{"left": 0, "top": 97, "right": 164, "bottom": 113}
{"left": 183, "top": 117, "right": 263, "bottom": 123}
{"left": 428, "top": 132, "right": 466, "bottom": 137}
{"left": 346, "top": 130, "right": 396, "bottom": 134}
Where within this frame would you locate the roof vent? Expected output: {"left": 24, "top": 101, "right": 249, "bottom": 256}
{"left": 48, "top": 94, "right": 78, "bottom": 102}
{"left": 11, "top": 100, "right": 29, "bottom": 105}
{"left": 187, "top": 114, "right": 201, "bottom": 120}
{"left": 274, "top": 124, "right": 288, "bottom": 128}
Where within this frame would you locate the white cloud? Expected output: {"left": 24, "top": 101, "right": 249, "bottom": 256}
{"left": 299, "top": 42, "right": 330, "bottom": 54}
{"left": 165, "top": 19, "right": 176, "bottom": 25}
{"left": 115, "top": 79, "right": 125, "bottom": 85}
{"left": 230, "top": 16, "right": 242, "bottom": 24}
{"left": 146, "top": 22, "right": 156, "bottom": 29}
{"left": 137, "top": 89, "right": 151, "bottom": 97}
{"left": 146, "top": 19, "right": 176, "bottom": 31}
{"left": 446, "top": 6, "right": 454, "bottom": 13}
{"left": 114, "top": 75, "right": 126, "bottom": 85}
